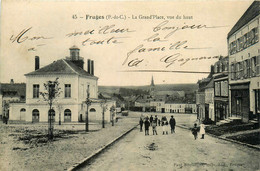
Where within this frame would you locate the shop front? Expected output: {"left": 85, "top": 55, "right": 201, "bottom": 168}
{"left": 230, "top": 83, "right": 250, "bottom": 122}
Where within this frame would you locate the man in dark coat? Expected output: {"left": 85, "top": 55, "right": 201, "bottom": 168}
{"left": 154, "top": 115, "right": 158, "bottom": 126}
{"left": 139, "top": 117, "right": 144, "bottom": 132}
{"left": 149, "top": 115, "right": 153, "bottom": 126}
{"left": 169, "top": 115, "right": 176, "bottom": 133}
{"left": 144, "top": 117, "right": 150, "bottom": 136}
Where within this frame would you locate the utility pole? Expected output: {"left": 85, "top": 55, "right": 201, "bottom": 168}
{"left": 85, "top": 85, "right": 91, "bottom": 132}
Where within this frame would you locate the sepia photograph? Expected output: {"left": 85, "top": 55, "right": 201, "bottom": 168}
{"left": 0, "top": 0, "right": 259, "bottom": 170}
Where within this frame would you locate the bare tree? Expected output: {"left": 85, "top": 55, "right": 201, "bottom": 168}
{"left": 40, "top": 78, "right": 61, "bottom": 140}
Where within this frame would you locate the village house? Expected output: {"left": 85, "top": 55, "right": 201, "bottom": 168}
{"left": 205, "top": 78, "right": 215, "bottom": 122}
{"left": 227, "top": 1, "right": 260, "bottom": 123}
{"left": 9, "top": 46, "right": 115, "bottom": 123}
{"left": 0, "top": 80, "right": 26, "bottom": 120}
{"left": 213, "top": 57, "right": 230, "bottom": 122}
{"left": 196, "top": 66, "right": 214, "bottom": 122}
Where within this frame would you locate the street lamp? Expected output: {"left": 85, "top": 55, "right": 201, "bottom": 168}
{"left": 110, "top": 105, "right": 115, "bottom": 126}
{"left": 85, "top": 85, "right": 91, "bottom": 132}
{"left": 48, "top": 83, "right": 55, "bottom": 140}
{"left": 100, "top": 100, "right": 107, "bottom": 128}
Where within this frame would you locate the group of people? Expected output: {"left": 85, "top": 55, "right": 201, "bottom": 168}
{"left": 139, "top": 115, "right": 176, "bottom": 136}
{"left": 139, "top": 114, "right": 206, "bottom": 140}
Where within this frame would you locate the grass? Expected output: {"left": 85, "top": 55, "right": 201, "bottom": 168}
{"left": 228, "top": 132, "right": 260, "bottom": 145}
{"left": 205, "top": 123, "right": 256, "bottom": 136}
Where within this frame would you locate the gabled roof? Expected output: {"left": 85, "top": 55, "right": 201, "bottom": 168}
{"left": 0, "top": 83, "right": 26, "bottom": 98}
{"left": 25, "top": 59, "right": 98, "bottom": 79}
{"left": 205, "top": 78, "right": 214, "bottom": 89}
{"left": 228, "top": 1, "right": 260, "bottom": 38}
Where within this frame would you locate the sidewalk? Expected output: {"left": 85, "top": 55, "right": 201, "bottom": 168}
{"left": 0, "top": 117, "right": 139, "bottom": 171}
{"left": 177, "top": 124, "right": 260, "bottom": 150}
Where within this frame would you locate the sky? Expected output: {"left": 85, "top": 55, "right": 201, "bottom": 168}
{"left": 0, "top": 0, "right": 254, "bottom": 86}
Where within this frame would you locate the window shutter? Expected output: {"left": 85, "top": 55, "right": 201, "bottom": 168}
{"left": 257, "top": 56, "right": 260, "bottom": 75}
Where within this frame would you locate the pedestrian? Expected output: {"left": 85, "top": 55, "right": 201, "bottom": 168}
{"left": 169, "top": 115, "right": 176, "bottom": 134}
{"left": 149, "top": 115, "right": 153, "bottom": 126}
{"left": 191, "top": 123, "right": 199, "bottom": 140}
{"left": 158, "top": 118, "right": 161, "bottom": 126}
{"left": 139, "top": 117, "right": 143, "bottom": 132}
{"left": 144, "top": 117, "right": 150, "bottom": 136}
{"left": 200, "top": 123, "right": 205, "bottom": 139}
{"left": 154, "top": 115, "right": 158, "bottom": 126}
{"left": 162, "top": 118, "right": 169, "bottom": 135}
{"left": 165, "top": 119, "right": 169, "bottom": 135}
{"left": 152, "top": 120, "right": 158, "bottom": 135}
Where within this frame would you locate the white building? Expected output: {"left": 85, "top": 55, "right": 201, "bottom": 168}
{"left": 9, "top": 46, "right": 115, "bottom": 123}
{"left": 228, "top": 1, "right": 260, "bottom": 122}
{"left": 165, "top": 103, "right": 196, "bottom": 114}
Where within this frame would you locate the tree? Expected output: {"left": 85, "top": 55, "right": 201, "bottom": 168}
{"left": 40, "top": 78, "right": 61, "bottom": 140}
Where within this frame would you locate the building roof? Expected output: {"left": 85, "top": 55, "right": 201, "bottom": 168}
{"left": 25, "top": 59, "right": 98, "bottom": 79}
{"left": 0, "top": 83, "right": 26, "bottom": 99}
{"left": 69, "top": 45, "right": 80, "bottom": 50}
{"left": 204, "top": 78, "right": 214, "bottom": 89}
{"left": 228, "top": 1, "right": 260, "bottom": 38}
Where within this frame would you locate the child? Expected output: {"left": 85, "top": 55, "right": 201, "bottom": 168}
{"left": 152, "top": 120, "right": 158, "bottom": 135}
{"left": 200, "top": 123, "right": 205, "bottom": 139}
{"left": 191, "top": 123, "right": 199, "bottom": 140}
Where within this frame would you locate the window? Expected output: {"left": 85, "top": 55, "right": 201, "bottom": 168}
{"left": 215, "top": 82, "right": 221, "bottom": 96}
{"left": 33, "top": 84, "right": 39, "bottom": 98}
{"left": 243, "top": 33, "right": 248, "bottom": 49}
{"left": 65, "top": 84, "right": 71, "bottom": 98}
{"left": 221, "top": 81, "right": 228, "bottom": 97}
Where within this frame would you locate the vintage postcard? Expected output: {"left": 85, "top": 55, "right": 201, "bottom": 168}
{"left": 0, "top": 0, "right": 259, "bottom": 170}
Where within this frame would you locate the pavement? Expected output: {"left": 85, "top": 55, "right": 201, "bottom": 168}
{"left": 78, "top": 125, "right": 260, "bottom": 171}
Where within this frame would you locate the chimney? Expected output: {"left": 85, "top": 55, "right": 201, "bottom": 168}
{"left": 35, "top": 56, "right": 40, "bottom": 70}
{"left": 91, "top": 60, "right": 94, "bottom": 75}
{"left": 87, "top": 59, "right": 91, "bottom": 74}
{"left": 10, "top": 79, "right": 14, "bottom": 84}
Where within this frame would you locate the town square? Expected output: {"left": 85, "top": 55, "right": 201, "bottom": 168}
{"left": 0, "top": 1, "right": 259, "bottom": 171}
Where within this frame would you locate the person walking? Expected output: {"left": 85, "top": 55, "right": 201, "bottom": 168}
{"left": 152, "top": 120, "right": 158, "bottom": 135}
{"left": 169, "top": 115, "right": 176, "bottom": 134}
{"left": 158, "top": 118, "right": 161, "bottom": 126}
{"left": 139, "top": 117, "right": 144, "bottom": 132}
{"left": 162, "top": 118, "right": 169, "bottom": 135}
{"left": 149, "top": 115, "right": 153, "bottom": 126}
{"left": 200, "top": 123, "right": 205, "bottom": 139}
{"left": 165, "top": 119, "right": 169, "bottom": 135}
{"left": 144, "top": 117, "right": 150, "bottom": 136}
{"left": 154, "top": 115, "right": 158, "bottom": 126}
{"left": 191, "top": 123, "right": 199, "bottom": 140}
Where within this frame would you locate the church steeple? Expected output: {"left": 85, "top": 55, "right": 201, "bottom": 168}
{"left": 151, "top": 76, "right": 155, "bottom": 86}
{"left": 150, "top": 76, "right": 155, "bottom": 96}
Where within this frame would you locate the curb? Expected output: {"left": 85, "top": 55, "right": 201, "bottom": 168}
{"left": 176, "top": 125, "right": 260, "bottom": 151}
{"left": 67, "top": 124, "right": 139, "bottom": 171}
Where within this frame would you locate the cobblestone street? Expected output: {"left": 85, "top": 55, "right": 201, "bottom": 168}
{"left": 80, "top": 125, "right": 260, "bottom": 171}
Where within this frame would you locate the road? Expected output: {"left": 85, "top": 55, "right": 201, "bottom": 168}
{"left": 79, "top": 125, "right": 260, "bottom": 171}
